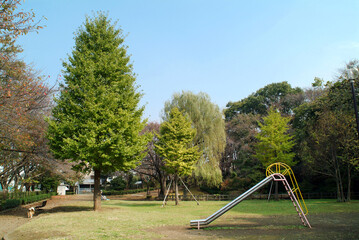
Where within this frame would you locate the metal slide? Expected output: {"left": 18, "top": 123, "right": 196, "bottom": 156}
{"left": 190, "top": 175, "right": 273, "bottom": 228}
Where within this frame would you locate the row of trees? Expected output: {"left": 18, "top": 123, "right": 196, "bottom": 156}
{"left": 0, "top": 0, "right": 79, "bottom": 196}
{"left": 2, "top": 2, "right": 358, "bottom": 213}
{"left": 222, "top": 76, "right": 359, "bottom": 202}
{"left": 45, "top": 12, "right": 228, "bottom": 209}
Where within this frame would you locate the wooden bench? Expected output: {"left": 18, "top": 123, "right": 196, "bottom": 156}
{"left": 35, "top": 200, "right": 47, "bottom": 210}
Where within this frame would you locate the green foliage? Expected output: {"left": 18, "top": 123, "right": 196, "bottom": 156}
{"left": 155, "top": 108, "right": 201, "bottom": 176}
{"left": 110, "top": 177, "right": 126, "bottom": 190}
{"left": 225, "top": 81, "right": 303, "bottom": 119}
{"left": 223, "top": 113, "right": 262, "bottom": 180}
{"left": 294, "top": 63, "right": 359, "bottom": 201}
{"left": 255, "top": 107, "right": 296, "bottom": 168}
{"left": 163, "top": 91, "right": 225, "bottom": 187}
{"left": 21, "top": 193, "right": 55, "bottom": 204}
{"left": 0, "top": 192, "right": 55, "bottom": 210}
{"left": 312, "top": 77, "right": 324, "bottom": 87}
{"left": 47, "top": 13, "right": 149, "bottom": 174}
{"left": 1, "top": 199, "right": 21, "bottom": 210}
{"left": 39, "top": 176, "right": 60, "bottom": 193}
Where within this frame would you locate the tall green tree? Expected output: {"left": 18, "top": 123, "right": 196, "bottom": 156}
{"left": 155, "top": 108, "right": 201, "bottom": 205}
{"left": 221, "top": 113, "right": 262, "bottom": 183}
{"left": 225, "top": 82, "right": 303, "bottom": 120}
{"left": 254, "top": 107, "right": 296, "bottom": 200}
{"left": 303, "top": 108, "right": 357, "bottom": 201}
{"left": 295, "top": 62, "right": 359, "bottom": 201}
{"left": 254, "top": 107, "right": 296, "bottom": 167}
{"left": 47, "top": 13, "right": 148, "bottom": 211}
{"left": 163, "top": 91, "right": 225, "bottom": 187}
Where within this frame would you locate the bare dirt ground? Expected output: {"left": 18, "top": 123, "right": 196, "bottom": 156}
{"left": 1, "top": 193, "right": 359, "bottom": 240}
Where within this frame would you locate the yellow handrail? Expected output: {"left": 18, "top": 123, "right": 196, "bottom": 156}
{"left": 266, "top": 162, "right": 308, "bottom": 215}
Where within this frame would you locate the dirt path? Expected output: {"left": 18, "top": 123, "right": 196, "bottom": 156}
{"left": 0, "top": 194, "right": 93, "bottom": 239}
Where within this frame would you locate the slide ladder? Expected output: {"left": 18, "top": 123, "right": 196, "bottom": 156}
{"left": 271, "top": 173, "right": 311, "bottom": 228}
{"left": 266, "top": 162, "right": 308, "bottom": 216}
{"left": 190, "top": 163, "right": 311, "bottom": 229}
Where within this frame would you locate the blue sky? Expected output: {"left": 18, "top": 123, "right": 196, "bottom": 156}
{"left": 17, "top": 0, "right": 359, "bottom": 122}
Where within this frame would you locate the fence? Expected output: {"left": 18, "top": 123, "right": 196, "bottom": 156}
{"left": 165, "top": 192, "right": 359, "bottom": 201}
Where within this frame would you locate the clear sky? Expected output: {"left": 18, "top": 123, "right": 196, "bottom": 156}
{"left": 17, "top": 0, "right": 359, "bottom": 122}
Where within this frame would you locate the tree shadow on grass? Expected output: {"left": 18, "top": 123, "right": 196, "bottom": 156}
{"left": 187, "top": 213, "right": 359, "bottom": 240}
{"left": 45, "top": 205, "right": 93, "bottom": 214}
{"left": 0, "top": 205, "right": 33, "bottom": 218}
{"left": 0, "top": 205, "right": 93, "bottom": 218}
{"left": 107, "top": 201, "right": 161, "bottom": 208}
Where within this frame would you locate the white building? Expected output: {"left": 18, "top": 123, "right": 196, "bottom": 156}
{"left": 57, "top": 183, "right": 69, "bottom": 195}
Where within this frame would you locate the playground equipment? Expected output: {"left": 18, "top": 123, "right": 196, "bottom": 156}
{"left": 190, "top": 162, "right": 311, "bottom": 229}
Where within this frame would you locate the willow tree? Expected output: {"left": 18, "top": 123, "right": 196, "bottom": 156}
{"left": 163, "top": 91, "right": 226, "bottom": 187}
{"left": 155, "top": 108, "right": 201, "bottom": 205}
{"left": 47, "top": 13, "right": 148, "bottom": 211}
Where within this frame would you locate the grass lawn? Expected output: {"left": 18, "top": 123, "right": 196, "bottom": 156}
{"left": 6, "top": 198, "right": 359, "bottom": 240}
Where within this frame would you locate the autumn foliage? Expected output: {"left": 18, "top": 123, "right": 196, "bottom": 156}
{"left": 0, "top": 0, "right": 57, "bottom": 193}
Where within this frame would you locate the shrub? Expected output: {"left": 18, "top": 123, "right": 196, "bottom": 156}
{"left": 1, "top": 199, "right": 21, "bottom": 210}
{"left": 40, "top": 176, "right": 60, "bottom": 192}
{"left": 110, "top": 177, "right": 126, "bottom": 190}
{"left": 1, "top": 192, "right": 55, "bottom": 210}
{"left": 220, "top": 177, "right": 252, "bottom": 192}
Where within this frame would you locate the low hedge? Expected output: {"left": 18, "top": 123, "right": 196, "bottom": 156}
{"left": 0, "top": 192, "right": 55, "bottom": 211}
{"left": 20, "top": 192, "right": 55, "bottom": 204}
{"left": 1, "top": 199, "right": 21, "bottom": 211}
{"left": 102, "top": 188, "right": 155, "bottom": 196}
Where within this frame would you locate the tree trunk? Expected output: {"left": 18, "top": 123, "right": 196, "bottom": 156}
{"left": 275, "top": 181, "right": 279, "bottom": 201}
{"left": 93, "top": 169, "right": 101, "bottom": 211}
{"left": 338, "top": 166, "right": 344, "bottom": 202}
{"left": 174, "top": 175, "right": 179, "bottom": 205}
{"left": 1, "top": 182, "right": 8, "bottom": 200}
{"left": 347, "top": 164, "right": 352, "bottom": 202}
{"left": 183, "top": 185, "right": 188, "bottom": 200}
{"left": 146, "top": 181, "right": 150, "bottom": 197}
{"left": 158, "top": 174, "right": 166, "bottom": 199}
{"left": 334, "top": 166, "right": 344, "bottom": 202}
{"left": 333, "top": 149, "right": 344, "bottom": 202}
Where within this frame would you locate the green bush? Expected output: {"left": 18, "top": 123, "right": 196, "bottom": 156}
{"left": 110, "top": 177, "right": 127, "bottom": 190}
{"left": 1, "top": 199, "right": 21, "bottom": 210}
{"left": 0, "top": 192, "right": 55, "bottom": 210}
{"left": 22, "top": 193, "right": 54, "bottom": 204}
{"left": 39, "top": 176, "right": 60, "bottom": 192}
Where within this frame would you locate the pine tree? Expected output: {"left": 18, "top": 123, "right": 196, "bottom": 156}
{"left": 47, "top": 13, "right": 149, "bottom": 211}
{"left": 155, "top": 108, "right": 201, "bottom": 205}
